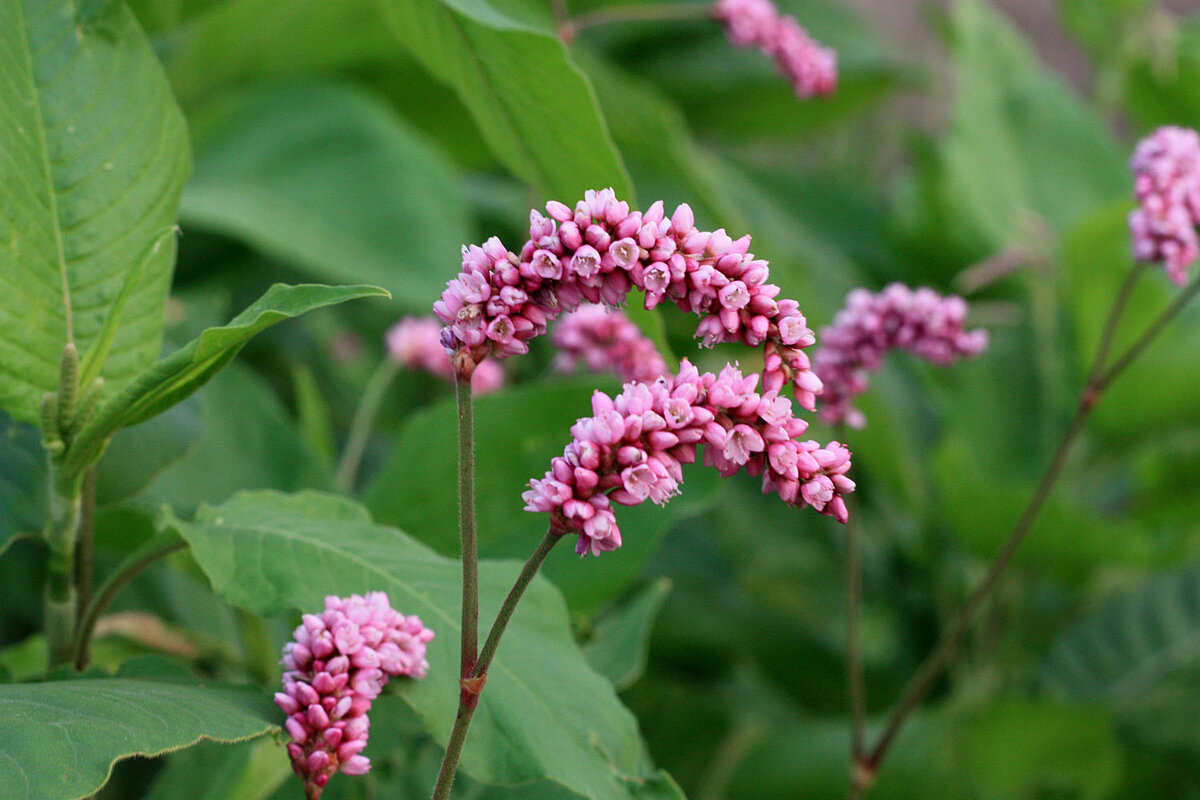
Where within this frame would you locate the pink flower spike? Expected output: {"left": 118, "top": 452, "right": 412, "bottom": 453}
{"left": 712, "top": 0, "right": 837, "bottom": 99}
{"left": 386, "top": 316, "right": 504, "bottom": 393}
{"left": 276, "top": 593, "right": 433, "bottom": 799}
{"left": 552, "top": 304, "right": 670, "bottom": 384}
{"left": 813, "top": 283, "right": 988, "bottom": 428}
{"left": 1129, "top": 126, "right": 1200, "bottom": 285}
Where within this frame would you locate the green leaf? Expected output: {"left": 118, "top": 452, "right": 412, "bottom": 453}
{"left": 171, "top": 490, "right": 680, "bottom": 800}
{"left": 375, "top": 0, "right": 632, "bottom": 200}
{"left": 960, "top": 699, "right": 1122, "bottom": 800}
{"left": 0, "top": 409, "right": 48, "bottom": 558}
{"left": 584, "top": 578, "right": 672, "bottom": 691}
{"left": 134, "top": 364, "right": 334, "bottom": 515}
{"left": 0, "top": 0, "right": 189, "bottom": 426}
{"left": 95, "top": 396, "right": 204, "bottom": 505}
{"left": 181, "top": 83, "right": 471, "bottom": 308}
{"left": 143, "top": 738, "right": 292, "bottom": 800}
{"left": 940, "top": 0, "right": 1127, "bottom": 248}
{"left": 65, "top": 283, "right": 388, "bottom": 476}
{"left": 364, "top": 377, "right": 721, "bottom": 615}
{"left": 0, "top": 665, "right": 278, "bottom": 800}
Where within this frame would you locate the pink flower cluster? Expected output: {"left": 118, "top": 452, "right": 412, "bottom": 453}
{"left": 523, "top": 358, "right": 853, "bottom": 556}
{"left": 274, "top": 593, "right": 434, "bottom": 800}
{"left": 1129, "top": 125, "right": 1200, "bottom": 285}
{"left": 386, "top": 316, "right": 503, "bottom": 393}
{"left": 813, "top": 284, "right": 988, "bottom": 429}
{"left": 712, "top": 0, "right": 836, "bottom": 99}
{"left": 434, "top": 189, "right": 824, "bottom": 411}
{"left": 552, "top": 304, "right": 669, "bottom": 383}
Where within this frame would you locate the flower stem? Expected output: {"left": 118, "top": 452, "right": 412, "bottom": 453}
{"left": 44, "top": 476, "right": 83, "bottom": 671}
{"left": 858, "top": 264, "right": 1193, "bottom": 786}
{"left": 74, "top": 467, "right": 96, "bottom": 628}
{"left": 456, "top": 375, "right": 480, "bottom": 682}
{"left": 335, "top": 359, "right": 399, "bottom": 493}
{"left": 845, "top": 493, "right": 866, "bottom": 761}
{"left": 430, "top": 529, "right": 562, "bottom": 800}
{"left": 563, "top": 1, "right": 712, "bottom": 39}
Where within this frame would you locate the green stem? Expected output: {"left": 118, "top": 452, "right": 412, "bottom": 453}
{"left": 74, "top": 468, "right": 96, "bottom": 628}
{"left": 335, "top": 359, "right": 399, "bottom": 493}
{"left": 71, "top": 539, "right": 187, "bottom": 671}
{"left": 845, "top": 493, "right": 866, "bottom": 761}
{"left": 1096, "top": 272, "right": 1200, "bottom": 391}
{"left": 430, "top": 529, "right": 562, "bottom": 800}
{"left": 44, "top": 474, "right": 82, "bottom": 671}
{"left": 564, "top": 1, "right": 711, "bottom": 38}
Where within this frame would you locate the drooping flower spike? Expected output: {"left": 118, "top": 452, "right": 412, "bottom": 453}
{"left": 813, "top": 283, "right": 989, "bottom": 429}
{"left": 523, "top": 358, "right": 854, "bottom": 557}
{"left": 552, "top": 304, "right": 669, "bottom": 383}
{"left": 386, "top": 316, "right": 504, "bottom": 393}
{"left": 434, "top": 189, "right": 824, "bottom": 411}
{"left": 275, "top": 593, "right": 434, "bottom": 800}
{"left": 1129, "top": 125, "right": 1200, "bottom": 286}
{"left": 712, "top": 0, "right": 837, "bottom": 99}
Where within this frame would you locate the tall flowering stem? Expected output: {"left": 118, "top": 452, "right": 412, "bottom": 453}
{"left": 858, "top": 266, "right": 1200, "bottom": 791}
{"left": 454, "top": 374, "right": 480, "bottom": 690}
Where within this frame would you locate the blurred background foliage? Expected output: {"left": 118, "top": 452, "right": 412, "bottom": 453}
{"left": 4, "top": 0, "right": 1200, "bottom": 796}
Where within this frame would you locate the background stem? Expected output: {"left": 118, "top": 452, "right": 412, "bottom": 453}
{"left": 456, "top": 376, "right": 480, "bottom": 680}
{"left": 335, "top": 359, "right": 399, "bottom": 493}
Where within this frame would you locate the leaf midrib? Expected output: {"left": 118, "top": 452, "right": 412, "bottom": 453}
{"left": 15, "top": 0, "right": 74, "bottom": 344}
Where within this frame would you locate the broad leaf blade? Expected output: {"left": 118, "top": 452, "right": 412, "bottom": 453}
{"left": 172, "top": 490, "right": 678, "bottom": 799}
{"left": 65, "top": 283, "right": 387, "bottom": 475}
{"left": 0, "top": 0, "right": 189, "bottom": 425}
{"left": 0, "top": 672, "right": 277, "bottom": 800}
{"left": 0, "top": 409, "right": 47, "bottom": 558}
{"left": 181, "top": 82, "right": 471, "bottom": 308}
{"left": 376, "top": 0, "right": 632, "bottom": 200}
{"left": 584, "top": 578, "right": 672, "bottom": 691}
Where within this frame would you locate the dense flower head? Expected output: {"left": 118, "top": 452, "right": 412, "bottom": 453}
{"left": 275, "top": 592, "right": 434, "bottom": 800}
{"left": 813, "top": 284, "right": 988, "bottom": 428}
{"left": 712, "top": 0, "right": 836, "bottom": 98}
{"left": 523, "top": 358, "right": 854, "bottom": 556}
{"left": 434, "top": 189, "right": 824, "bottom": 411}
{"left": 386, "top": 316, "right": 503, "bottom": 393}
{"left": 552, "top": 304, "right": 669, "bottom": 383}
{"left": 1129, "top": 125, "right": 1200, "bottom": 285}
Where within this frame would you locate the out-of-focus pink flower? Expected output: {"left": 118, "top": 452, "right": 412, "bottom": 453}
{"left": 275, "top": 593, "right": 434, "bottom": 800}
{"left": 386, "top": 316, "right": 503, "bottom": 393}
{"left": 813, "top": 284, "right": 988, "bottom": 428}
{"left": 434, "top": 189, "right": 822, "bottom": 412}
{"left": 552, "top": 304, "right": 669, "bottom": 383}
{"left": 523, "top": 358, "right": 854, "bottom": 557}
{"left": 712, "top": 0, "right": 836, "bottom": 98}
{"left": 1129, "top": 126, "right": 1200, "bottom": 285}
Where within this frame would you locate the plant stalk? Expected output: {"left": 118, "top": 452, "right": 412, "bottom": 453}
{"left": 858, "top": 265, "right": 1198, "bottom": 785}
{"left": 430, "top": 529, "right": 562, "bottom": 800}
{"left": 335, "top": 359, "right": 399, "bottom": 492}
{"left": 74, "top": 467, "right": 96, "bottom": 628}
{"left": 44, "top": 478, "right": 83, "bottom": 670}
{"left": 455, "top": 375, "right": 480, "bottom": 682}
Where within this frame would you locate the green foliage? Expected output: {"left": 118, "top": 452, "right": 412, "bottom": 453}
{"left": 375, "top": 0, "right": 633, "bottom": 200}
{"left": 584, "top": 578, "right": 672, "bottom": 690}
{"left": 0, "top": 410, "right": 48, "bottom": 557}
{"left": 0, "top": 659, "right": 278, "bottom": 800}
{"left": 171, "top": 490, "right": 679, "bottom": 799}
{"left": 181, "top": 83, "right": 471, "bottom": 308}
{"left": 0, "top": 0, "right": 189, "bottom": 426}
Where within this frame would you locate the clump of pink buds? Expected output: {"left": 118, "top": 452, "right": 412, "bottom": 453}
{"left": 712, "top": 0, "right": 836, "bottom": 98}
{"left": 523, "top": 358, "right": 853, "bottom": 557}
{"left": 813, "top": 284, "right": 988, "bottom": 428}
{"left": 552, "top": 303, "right": 669, "bottom": 383}
{"left": 274, "top": 593, "right": 434, "bottom": 799}
{"left": 434, "top": 189, "right": 823, "bottom": 412}
{"left": 1129, "top": 125, "right": 1200, "bottom": 286}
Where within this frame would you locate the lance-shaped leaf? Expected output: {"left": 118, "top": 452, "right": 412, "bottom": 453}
{"left": 375, "top": 0, "right": 632, "bottom": 201}
{"left": 0, "top": 0, "right": 189, "bottom": 425}
{"left": 0, "top": 663, "right": 279, "bottom": 800}
{"left": 64, "top": 283, "right": 388, "bottom": 476}
{"left": 171, "top": 490, "right": 682, "bottom": 800}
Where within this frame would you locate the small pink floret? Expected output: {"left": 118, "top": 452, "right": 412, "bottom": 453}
{"left": 712, "top": 0, "right": 837, "bottom": 99}
{"left": 1129, "top": 126, "right": 1200, "bottom": 285}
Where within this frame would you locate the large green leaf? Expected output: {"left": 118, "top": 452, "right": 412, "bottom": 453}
{"left": 0, "top": 409, "right": 48, "bottom": 558}
{"left": 65, "top": 283, "right": 388, "bottom": 476}
{"left": 584, "top": 578, "right": 672, "bottom": 691}
{"left": 375, "top": 0, "right": 632, "bottom": 200}
{"left": 940, "top": 0, "right": 1127, "bottom": 248}
{"left": 0, "top": 0, "right": 189, "bottom": 425}
{"left": 364, "top": 377, "right": 721, "bottom": 616}
{"left": 0, "top": 663, "right": 278, "bottom": 800}
{"left": 181, "top": 83, "right": 471, "bottom": 308}
{"left": 171, "top": 490, "right": 681, "bottom": 800}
